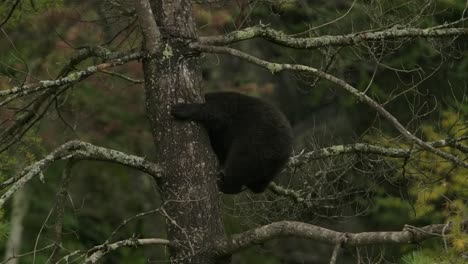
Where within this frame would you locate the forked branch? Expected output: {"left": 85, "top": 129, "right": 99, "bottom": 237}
{"left": 0, "top": 140, "right": 161, "bottom": 208}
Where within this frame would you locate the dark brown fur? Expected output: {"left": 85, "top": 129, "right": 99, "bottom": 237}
{"left": 171, "top": 92, "right": 293, "bottom": 194}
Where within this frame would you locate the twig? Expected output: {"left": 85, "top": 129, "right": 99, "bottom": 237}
{"left": 329, "top": 242, "right": 342, "bottom": 264}
{"left": 105, "top": 203, "right": 166, "bottom": 243}
{"left": 0, "top": 244, "right": 54, "bottom": 264}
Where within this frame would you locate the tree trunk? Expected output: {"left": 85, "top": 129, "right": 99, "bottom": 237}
{"left": 3, "top": 188, "right": 29, "bottom": 264}
{"left": 142, "top": 1, "right": 226, "bottom": 263}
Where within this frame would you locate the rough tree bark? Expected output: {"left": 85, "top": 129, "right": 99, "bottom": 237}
{"left": 140, "top": 0, "right": 226, "bottom": 263}
{"left": 2, "top": 1, "right": 466, "bottom": 263}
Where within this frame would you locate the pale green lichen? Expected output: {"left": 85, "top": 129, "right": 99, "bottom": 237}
{"left": 163, "top": 44, "right": 173, "bottom": 59}
{"left": 67, "top": 71, "right": 82, "bottom": 81}
{"left": 267, "top": 63, "right": 282, "bottom": 74}
{"left": 331, "top": 145, "right": 345, "bottom": 153}
{"left": 39, "top": 80, "right": 54, "bottom": 87}
{"left": 232, "top": 27, "right": 257, "bottom": 40}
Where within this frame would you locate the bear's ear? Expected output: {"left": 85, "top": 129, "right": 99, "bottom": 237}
{"left": 171, "top": 103, "right": 201, "bottom": 120}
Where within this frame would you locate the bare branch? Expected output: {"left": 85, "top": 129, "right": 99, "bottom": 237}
{"left": 0, "top": 88, "right": 64, "bottom": 154}
{"left": 105, "top": 205, "right": 166, "bottom": 243}
{"left": 192, "top": 44, "right": 468, "bottom": 168}
{"left": 0, "top": 244, "right": 54, "bottom": 264}
{"left": 214, "top": 221, "right": 464, "bottom": 256}
{"left": 57, "top": 237, "right": 171, "bottom": 264}
{"left": 0, "top": 52, "right": 141, "bottom": 99}
{"left": 49, "top": 160, "right": 75, "bottom": 263}
{"left": 56, "top": 46, "right": 134, "bottom": 78}
{"left": 329, "top": 239, "right": 344, "bottom": 264}
{"left": 98, "top": 70, "right": 144, "bottom": 84}
{"left": 200, "top": 24, "right": 468, "bottom": 48}
{"left": 0, "top": 140, "right": 162, "bottom": 208}
{"left": 84, "top": 238, "right": 171, "bottom": 264}
{"left": 134, "top": 0, "right": 162, "bottom": 54}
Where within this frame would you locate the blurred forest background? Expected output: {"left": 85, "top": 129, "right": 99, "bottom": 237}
{"left": 0, "top": 0, "right": 467, "bottom": 263}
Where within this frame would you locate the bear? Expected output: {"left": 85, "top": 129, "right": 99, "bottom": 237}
{"left": 171, "top": 92, "right": 293, "bottom": 194}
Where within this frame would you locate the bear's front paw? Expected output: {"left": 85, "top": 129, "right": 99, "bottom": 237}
{"left": 170, "top": 104, "right": 198, "bottom": 119}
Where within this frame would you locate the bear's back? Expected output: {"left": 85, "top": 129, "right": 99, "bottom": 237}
{"left": 205, "top": 92, "right": 293, "bottom": 159}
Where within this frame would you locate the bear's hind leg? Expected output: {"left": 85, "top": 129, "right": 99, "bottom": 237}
{"left": 244, "top": 158, "right": 286, "bottom": 193}
{"left": 221, "top": 147, "right": 271, "bottom": 194}
{"left": 217, "top": 171, "right": 244, "bottom": 194}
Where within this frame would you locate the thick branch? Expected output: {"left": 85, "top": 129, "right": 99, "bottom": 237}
{"left": 200, "top": 25, "right": 468, "bottom": 48}
{"left": 0, "top": 140, "right": 162, "bottom": 208}
{"left": 134, "top": 0, "right": 162, "bottom": 54}
{"left": 288, "top": 137, "right": 468, "bottom": 167}
{"left": 192, "top": 44, "right": 468, "bottom": 168}
{"left": 215, "top": 221, "right": 461, "bottom": 256}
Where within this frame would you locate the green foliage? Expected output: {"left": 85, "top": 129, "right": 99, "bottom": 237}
{"left": 371, "top": 196, "right": 412, "bottom": 228}
{"left": 0, "top": 0, "right": 63, "bottom": 28}
{"left": 401, "top": 251, "right": 446, "bottom": 264}
{"left": 409, "top": 110, "right": 467, "bottom": 227}
{"left": 401, "top": 248, "right": 467, "bottom": 264}
{"left": 368, "top": 108, "right": 468, "bottom": 260}
{"left": 0, "top": 210, "right": 9, "bottom": 242}
{"left": 271, "top": 0, "right": 299, "bottom": 13}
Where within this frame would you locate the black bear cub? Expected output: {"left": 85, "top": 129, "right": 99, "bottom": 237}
{"left": 171, "top": 92, "right": 293, "bottom": 194}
